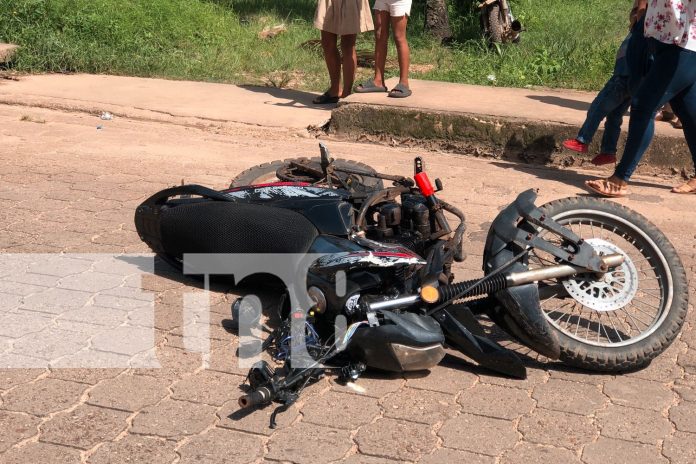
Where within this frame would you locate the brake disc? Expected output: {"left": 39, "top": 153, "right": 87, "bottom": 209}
{"left": 561, "top": 238, "right": 639, "bottom": 312}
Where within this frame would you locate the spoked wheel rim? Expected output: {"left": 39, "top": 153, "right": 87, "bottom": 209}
{"left": 531, "top": 209, "right": 673, "bottom": 348}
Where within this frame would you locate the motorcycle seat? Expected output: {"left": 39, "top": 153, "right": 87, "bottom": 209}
{"left": 158, "top": 201, "right": 319, "bottom": 255}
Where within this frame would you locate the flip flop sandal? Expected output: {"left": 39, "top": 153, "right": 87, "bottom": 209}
{"left": 388, "top": 83, "right": 412, "bottom": 98}
{"left": 312, "top": 92, "right": 340, "bottom": 105}
{"left": 584, "top": 179, "right": 628, "bottom": 198}
{"left": 671, "top": 182, "right": 696, "bottom": 194}
{"left": 354, "top": 79, "right": 388, "bottom": 94}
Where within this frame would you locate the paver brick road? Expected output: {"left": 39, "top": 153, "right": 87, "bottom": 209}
{"left": 0, "top": 103, "right": 695, "bottom": 463}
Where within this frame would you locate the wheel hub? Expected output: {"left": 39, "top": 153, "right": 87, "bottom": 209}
{"left": 561, "top": 238, "right": 639, "bottom": 312}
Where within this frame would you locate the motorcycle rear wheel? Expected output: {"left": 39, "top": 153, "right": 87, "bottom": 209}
{"left": 485, "top": 5, "right": 505, "bottom": 44}
{"left": 531, "top": 197, "right": 688, "bottom": 372}
{"left": 229, "top": 158, "right": 384, "bottom": 191}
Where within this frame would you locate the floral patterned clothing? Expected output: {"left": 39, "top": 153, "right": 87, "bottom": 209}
{"left": 645, "top": 0, "right": 696, "bottom": 51}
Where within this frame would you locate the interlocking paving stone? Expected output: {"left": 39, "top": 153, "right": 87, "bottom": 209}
{"left": 596, "top": 404, "right": 671, "bottom": 444}
{"left": 499, "top": 443, "right": 582, "bottom": 464}
{"left": 340, "top": 454, "right": 398, "bottom": 464}
{"left": 0, "top": 411, "right": 42, "bottom": 452}
{"left": 178, "top": 427, "right": 265, "bottom": 464}
{"left": 674, "top": 377, "right": 696, "bottom": 402}
{"left": 457, "top": 383, "right": 535, "bottom": 420}
{"left": 90, "top": 325, "right": 156, "bottom": 356}
{"left": 381, "top": 387, "right": 458, "bottom": 425}
{"left": 87, "top": 435, "right": 178, "bottom": 464}
{"left": 662, "top": 431, "right": 696, "bottom": 464}
{"left": 170, "top": 370, "right": 245, "bottom": 407}
{"left": 0, "top": 368, "right": 45, "bottom": 390}
{"left": 46, "top": 368, "right": 124, "bottom": 385}
{"left": 2, "top": 378, "right": 87, "bottom": 416}
{"left": 58, "top": 271, "right": 125, "bottom": 293}
{"left": 11, "top": 328, "right": 90, "bottom": 361}
{"left": 0, "top": 309, "right": 53, "bottom": 339}
{"left": 603, "top": 377, "right": 674, "bottom": 411}
{"left": 40, "top": 404, "right": 130, "bottom": 450}
{"left": 301, "top": 390, "right": 381, "bottom": 430}
{"left": 58, "top": 304, "right": 129, "bottom": 327}
{"left": 404, "top": 358, "right": 477, "bottom": 394}
{"left": 266, "top": 422, "right": 353, "bottom": 464}
{"left": 517, "top": 407, "right": 596, "bottom": 449}
{"left": 669, "top": 401, "right": 696, "bottom": 433}
{"left": 0, "top": 442, "right": 82, "bottom": 464}
{"left": 130, "top": 398, "right": 217, "bottom": 439}
{"left": 438, "top": 413, "right": 518, "bottom": 456}
{"left": 532, "top": 379, "right": 606, "bottom": 415}
{"left": 582, "top": 437, "right": 668, "bottom": 464}
{"left": 26, "top": 256, "right": 93, "bottom": 277}
{"left": 678, "top": 348, "right": 696, "bottom": 374}
{"left": 355, "top": 418, "right": 438, "bottom": 462}
{"left": 131, "top": 347, "right": 203, "bottom": 381}
{"left": 419, "top": 448, "right": 496, "bottom": 464}
{"left": 87, "top": 374, "right": 170, "bottom": 412}
{"left": 21, "top": 287, "right": 93, "bottom": 314}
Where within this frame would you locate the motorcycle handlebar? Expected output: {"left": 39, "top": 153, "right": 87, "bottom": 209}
{"left": 238, "top": 387, "right": 273, "bottom": 408}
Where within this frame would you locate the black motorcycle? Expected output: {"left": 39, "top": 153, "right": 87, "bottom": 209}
{"left": 135, "top": 144, "right": 688, "bottom": 426}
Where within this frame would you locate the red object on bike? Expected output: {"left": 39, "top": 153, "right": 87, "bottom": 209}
{"left": 415, "top": 172, "right": 435, "bottom": 197}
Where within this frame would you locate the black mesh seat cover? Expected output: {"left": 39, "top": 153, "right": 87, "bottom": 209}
{"left": 159, "top": 201, "right": 319, "bottom": 256}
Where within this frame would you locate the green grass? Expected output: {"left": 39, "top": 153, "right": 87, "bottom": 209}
{"left": 0, "top": 0, "right": 632, "bottom": 91}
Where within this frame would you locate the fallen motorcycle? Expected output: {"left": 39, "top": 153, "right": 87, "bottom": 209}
{"left": 135, "top": 144, "right": 688, "bottom": 426}
{"left": 479, "top": 0, "right": 522, "bottom": 44}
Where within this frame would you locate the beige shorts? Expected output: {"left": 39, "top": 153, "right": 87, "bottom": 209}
{"left": 314, "top": 0, "right": 375, "bottom": 35}
{"left": 373, "top": 0, "right": 412, "bottom": 16}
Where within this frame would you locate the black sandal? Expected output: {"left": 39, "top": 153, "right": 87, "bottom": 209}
{"left": 312, "top": 92, "right": 340, "bottom": 105}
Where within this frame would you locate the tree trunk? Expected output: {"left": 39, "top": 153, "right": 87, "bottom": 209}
{"left": 425, "top": 0, "right": 453, "bottom": 43}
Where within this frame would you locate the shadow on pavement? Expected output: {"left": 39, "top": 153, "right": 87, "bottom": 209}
{"left": 241, "top": 85, "right": 334, "bottom": 111}
{"left": 526, "top": 95, "right": 591, "bottom": 112}
{"left": 490, "top": 161, "right": 671, "bottom": 192}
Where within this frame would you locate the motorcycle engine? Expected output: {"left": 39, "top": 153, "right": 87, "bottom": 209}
{"left": 366, "top": 194, "right": 433, "bottom": 252}
{"left": 347, "top": 311, "right": 446, "bottom": 372}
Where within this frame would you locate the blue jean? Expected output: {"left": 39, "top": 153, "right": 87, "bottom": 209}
{"left": 577, "top": 75, "right": 631, "bottom": 155}
{"left": 614, "top": 39, "right": 696, "bottom": 181}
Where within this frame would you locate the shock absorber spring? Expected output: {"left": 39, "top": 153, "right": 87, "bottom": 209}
{"left": 437, "top": 274, "right": 508, "bottom": 302}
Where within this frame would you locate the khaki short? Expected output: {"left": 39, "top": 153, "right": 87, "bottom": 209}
{"left": 314, "top": 0, "right": 375, "bottom": 35}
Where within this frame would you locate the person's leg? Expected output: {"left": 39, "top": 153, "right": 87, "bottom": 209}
{"left": 613, "top": 44, "right": 696, "bottom": 182}
{"left": 668, "top": 84, "right": 696, "bottom": 192}
{"left": 373, "top": 10, "right": 391, "bottom": 88}
{"left": 577, "top": 76, "right": 630, "bottom": 146}
{"left": 599, "top": 96, "right": 631, "bottom": 155}
{"left": 320, "top": 30, "right": 341, "bottom": 97}
{"left": 340, "top": 34, "right": 357, "bottom": 97}
{"left": 390, "top": 14, "right": 410, "bottom": 89}
{"left": 587, "top": 42, "right": 696, "bottom": 195}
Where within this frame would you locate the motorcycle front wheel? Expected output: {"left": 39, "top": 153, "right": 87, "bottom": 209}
{"left": 530, "top": 197, "right": 688, "bottom": 372}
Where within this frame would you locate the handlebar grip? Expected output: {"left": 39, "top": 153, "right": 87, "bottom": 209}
{"left": 238, "top": 387, "right": 273, "bottom": 408}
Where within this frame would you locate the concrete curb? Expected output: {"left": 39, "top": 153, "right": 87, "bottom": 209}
{"left": 330, "top": 102, "right": 693, "bottom": 174}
